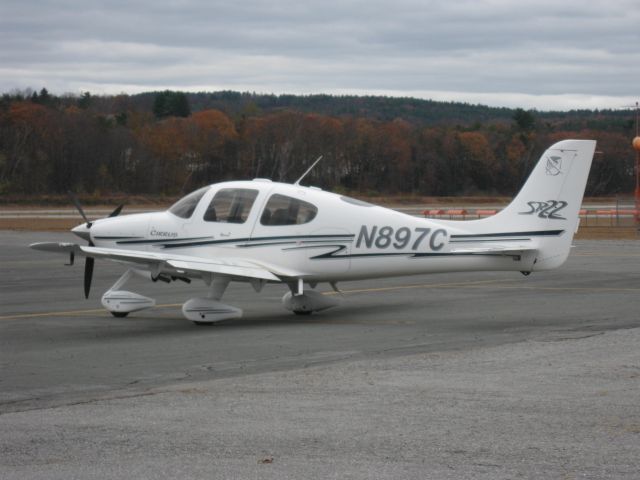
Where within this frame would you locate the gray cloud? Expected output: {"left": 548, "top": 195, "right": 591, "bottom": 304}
{"left": 1, "top": 0, "right": 638, "bottom": 109}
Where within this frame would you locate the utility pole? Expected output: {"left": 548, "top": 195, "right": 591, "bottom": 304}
{"left": 633, "top": 102, "right": 640, "bottom": 225}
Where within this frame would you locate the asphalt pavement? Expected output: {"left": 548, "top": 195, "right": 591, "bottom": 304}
{"left": 1, "top": 231, "right": 639, "bottom": 479}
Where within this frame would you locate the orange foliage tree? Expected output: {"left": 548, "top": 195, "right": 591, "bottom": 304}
{"left": 0, "top": 92, "right": 635, "bottom": 198}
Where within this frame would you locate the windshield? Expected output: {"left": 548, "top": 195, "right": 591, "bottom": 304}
{"left": 168, "top": 186, "right": 209, "bottom": 219}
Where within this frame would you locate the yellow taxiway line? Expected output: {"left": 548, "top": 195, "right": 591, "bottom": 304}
{"left": 0, "top": 304, "right": 183, "bottom": 321}
{"left": 2, "top": 277, "right": 639, "bottom": 321}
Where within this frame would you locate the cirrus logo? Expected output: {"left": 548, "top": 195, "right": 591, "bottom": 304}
{"left": 545, "top": 156, "right": 563, "bottom": 176}
{"left": 150, "top": 228, "right": 178, "bottom": 238}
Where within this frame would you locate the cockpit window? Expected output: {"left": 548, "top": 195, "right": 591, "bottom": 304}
{"left": 168, "top": 186, "right": 209, "bottom": 219}
{"left": 204, "top": 188, "right": 258, "bottom": 223}
{"left": 260, "top": 194, "right": 318, "bottom": 226}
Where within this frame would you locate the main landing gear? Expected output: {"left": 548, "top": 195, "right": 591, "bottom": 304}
{"left": 281, "top": 279, "right": 341, "bottom": 315}
{"left": 182, "top": 276, "right": 242, "bottom": 326}
{"left": 99, "top": 270, "right": 341, "bottom": 324}
{"left": 101, "top": 269, "right": 155, "bottom": 317}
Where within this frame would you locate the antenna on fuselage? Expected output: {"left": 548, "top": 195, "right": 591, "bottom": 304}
{"left": 293, "top": 155, "right": 323, "bottom": 186}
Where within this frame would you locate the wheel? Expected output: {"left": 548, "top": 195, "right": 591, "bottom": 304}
{"left": 111, "top": 311, "right": 129, "bottom": 318}
{"left": 193, "top": 321, "right": 214, "bottom": 326}
{"left": 293, "top": 310, "right": 312, "bottom": 316}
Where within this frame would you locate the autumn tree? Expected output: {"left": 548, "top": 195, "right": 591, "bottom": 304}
{"left": 374, "top": 120, "right": 413, "bottom": 193}
{"left": 136, "top": 117, "right": 192, "bottom": 193}
{"left": 457, "top": 131, "right": 496, "bottom": 193}
{"left": 414, "top": 127, "right": 448, "bottom": 195}
{"left": 239, "top": 111, "right": 306, "bottom": 182}
{"left": 0, "top": 88, "right": 635, "bottom": 198}
{"left": 340, "top": 117, "right": 377, "bottom": 191}
{"left": 186, "top": 109, "right": 238, "bottom": 186}
{"left": 0, "top": 102, "right": 56, "bottom": 193}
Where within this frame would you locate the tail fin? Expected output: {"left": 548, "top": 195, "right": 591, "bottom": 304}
{"left": 476, "top": 139, "right": 596, "bottom": 270}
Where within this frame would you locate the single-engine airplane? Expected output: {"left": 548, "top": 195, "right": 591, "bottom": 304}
{"left": 31, "top": 139, "right": 596, "bottom": 324}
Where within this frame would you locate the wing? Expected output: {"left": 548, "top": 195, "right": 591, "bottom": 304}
{"left": 30, "top": 242, "right": 303, "bottom": 282}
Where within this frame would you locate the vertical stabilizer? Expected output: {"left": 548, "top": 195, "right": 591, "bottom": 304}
{"left": 473, "top": 139, "right": 596, "bottom": 270}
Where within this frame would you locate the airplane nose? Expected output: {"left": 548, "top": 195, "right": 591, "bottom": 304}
{"left": 71, "top": 223, "right": 92, "bottom": 242}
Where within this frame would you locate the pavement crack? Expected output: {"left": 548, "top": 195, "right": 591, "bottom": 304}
{"left": 544, "top": 332, "right": 606, "bottom": 342}
{"left": 0, "top": 389, "right": 163, "bottom": 415}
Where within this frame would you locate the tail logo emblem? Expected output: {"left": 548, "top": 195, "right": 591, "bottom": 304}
{"left": 545, "top": 156, "right": 562, "bottom": 176}
{"left": 519, "top": 200, "right": 568, "bottom": 220}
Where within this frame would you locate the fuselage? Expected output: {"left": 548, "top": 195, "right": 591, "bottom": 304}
{"left": 33, "top": 140, "right": 594, "bottom": 321}
{"left": 79, "top": 180, "right": 539, "bottom": 282}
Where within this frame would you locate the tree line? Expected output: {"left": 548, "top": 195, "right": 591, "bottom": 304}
{"left": 0, "top": 88, "right": 635, "bottom": 199}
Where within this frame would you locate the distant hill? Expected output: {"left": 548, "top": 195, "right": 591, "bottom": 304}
{"left": 131, "top": 90, "right": 634, "bottom": 129}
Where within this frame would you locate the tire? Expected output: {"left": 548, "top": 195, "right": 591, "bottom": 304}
{"left": 111, "top": 311, "right": 129, "bottom": 318}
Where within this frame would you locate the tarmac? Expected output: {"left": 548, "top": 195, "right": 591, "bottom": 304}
{"left": 1, "top": 230, "right": 639, "bottom": 479}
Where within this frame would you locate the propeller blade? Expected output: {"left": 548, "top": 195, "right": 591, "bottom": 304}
{"left": 84, "top": 257, "right": 94, "bottom": 299}
{"left": 108, "top": 204, "right": 124, "bottom": 217}
{"left": 68, "top": 190, "right": 92, "bottom": 227}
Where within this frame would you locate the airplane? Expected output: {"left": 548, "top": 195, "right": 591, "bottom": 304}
{"left": 31, "top": 139, "right": 596, "bottom": 325}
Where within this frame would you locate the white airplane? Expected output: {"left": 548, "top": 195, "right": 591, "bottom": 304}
{"left": 31, "top": 139, "right": 596, "bottom": 325}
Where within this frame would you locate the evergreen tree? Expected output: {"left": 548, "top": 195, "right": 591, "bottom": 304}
{"left": 78, "top": 91, "right": 92, "bottom": 109}
{"left": 31, "top": 88, "right": 56, "bottom": 107}
{"left": 513, "top": 108, "right": 535, "bottom": 131}
{"left": 153, "top": 90, "right": 191, "bottom": 118}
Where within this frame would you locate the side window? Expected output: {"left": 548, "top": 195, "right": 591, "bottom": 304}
{"left": 204, "top": 188, "right": 258, "bottom": 223}
{"left": 260, "top": 194, "right": 318, "bottom": 226}
{"left": 169, "top": 186, "right": 209, "bottom": 219}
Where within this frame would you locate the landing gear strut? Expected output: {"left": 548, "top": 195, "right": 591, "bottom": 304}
{"left": 282, "top": 279, "right": 340, "bottom": 315}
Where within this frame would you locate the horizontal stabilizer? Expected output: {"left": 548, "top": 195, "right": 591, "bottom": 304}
{"left": 449, "top": 246, "right": 536, "bottom": 256}
{"left": 30, "top": 242, "right": 80, "bottom": 254}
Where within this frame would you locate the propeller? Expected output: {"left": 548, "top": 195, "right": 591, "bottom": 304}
{"left": 84, "top": 257, "right": 95, "bottom": 299}
{"left": 109, "top": 204, "right": 124, "bottom": 217}
{"left": 68, "top": 190, "right": 92, "bottom": 228}
{"left": 67, "top": 192, "right": 124, "bottom": 299}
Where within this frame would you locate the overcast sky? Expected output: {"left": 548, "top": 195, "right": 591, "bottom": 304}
{"left": 1, "top": 0, "right": 638, "bottom": 110}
